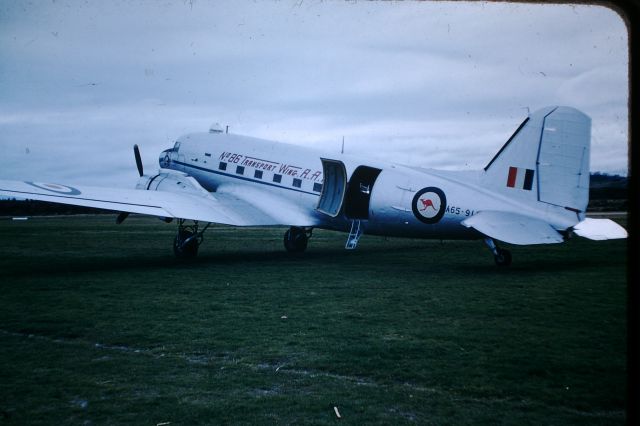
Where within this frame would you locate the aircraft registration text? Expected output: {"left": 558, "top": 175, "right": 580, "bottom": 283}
{"left": 445, "top": 205, "right": 476, "bottom": 217}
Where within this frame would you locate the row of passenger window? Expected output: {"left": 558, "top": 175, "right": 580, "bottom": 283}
{"left": 218, "top": 161, "right": 322, "bottom": 192}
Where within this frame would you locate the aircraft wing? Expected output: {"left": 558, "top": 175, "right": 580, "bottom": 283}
{"left": 461, "top": 210, "right": 564, "bottom": 245}
{"left": 0, "top": 179, "right": 317, "bottom": 227}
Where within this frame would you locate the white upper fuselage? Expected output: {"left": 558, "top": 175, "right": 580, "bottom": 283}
{"left": 159, "top": 130, "right": 577, "bottom": 240}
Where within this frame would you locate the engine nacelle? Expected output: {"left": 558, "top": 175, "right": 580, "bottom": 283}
{"left": 135, "top": 171, "right": 210, "bottom": 197}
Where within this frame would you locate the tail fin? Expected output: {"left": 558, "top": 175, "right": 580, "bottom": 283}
{"left": 482, "top": 106, "right": 591, "bottom": 213}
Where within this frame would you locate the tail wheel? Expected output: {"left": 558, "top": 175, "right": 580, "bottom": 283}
{"left": 494, "top": 247, "right": 512, "bottom": 266}
{"left": 284, "top": 227, "right": 309, "bottom": 253}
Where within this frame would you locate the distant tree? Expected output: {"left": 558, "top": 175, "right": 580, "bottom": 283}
{"left": 0, "top": 199, "right": 112, "bottom": 216}
{"left": 588, "top": 172, "right": 628, "bottom": 212}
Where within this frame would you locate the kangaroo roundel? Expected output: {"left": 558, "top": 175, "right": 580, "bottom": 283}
{"left": 412, "top": 187, "right": 446, "bottom": 224}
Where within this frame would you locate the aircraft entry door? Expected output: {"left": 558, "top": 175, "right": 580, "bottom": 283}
{"left": 317, "top": 159, "right": 347, "bottom": 217}
{"left": 316, "top": 161, "right": 382, "bottom": 220}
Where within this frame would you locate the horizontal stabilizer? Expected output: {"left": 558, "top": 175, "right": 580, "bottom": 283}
{"left": 573, "top": 218, "right": 627, "bottom": 240}
{"left": 461, "top": 210, "right": 564, "bottom": 245}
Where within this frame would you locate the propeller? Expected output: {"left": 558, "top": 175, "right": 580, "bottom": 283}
{"left": 116, "top": 212, "right": 129, "bottom": 224}
{"left": 117, "top": 144, "right": 144, "bottom": 225}
{"left": 134, "top": 144, "right": 144, "bottom": 177}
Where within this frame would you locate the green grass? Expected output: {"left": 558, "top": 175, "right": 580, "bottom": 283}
{"left": 0, "top": 215, "right": 627, "bottom": 424}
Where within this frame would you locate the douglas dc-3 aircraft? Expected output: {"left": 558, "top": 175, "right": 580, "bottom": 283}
{"left": 0, "top": 106, "right": 627, "bottom": 265}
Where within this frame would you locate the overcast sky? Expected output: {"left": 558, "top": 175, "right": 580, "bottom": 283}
{"left": 0, "top": 0, "right": 629, "bottom": 187}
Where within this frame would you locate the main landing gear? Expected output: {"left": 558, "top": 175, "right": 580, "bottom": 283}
{"left": 484, "top": 238, "right": 512, "bottom": 266}
{"left": 283, "top": 227, "right": 312, "bottom": 253}
{"left": 173, "top": 219, "right": 211, "bottom": 258}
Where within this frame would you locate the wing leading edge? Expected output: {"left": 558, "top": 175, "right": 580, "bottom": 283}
{"left": 0, "top": 179, "right": 316, "bottom": 227}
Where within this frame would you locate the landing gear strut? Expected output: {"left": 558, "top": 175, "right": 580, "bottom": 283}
{"left": 173, "top": 219, "right": 211, "bottom": 258}
{"left": 484, "top": 238, "right": 512, "bottom": 266}
{"left": 284, "top": 227, "right": 312, "bottom": 253}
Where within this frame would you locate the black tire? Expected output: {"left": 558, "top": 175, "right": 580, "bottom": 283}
{"left": 173, "top": 230, "right": 199, "bottom": 258}
{"left": 494, "top": 247, "right": 512, "bottom": 266}
{"left": 284, "top": 228, "right": 308, "bottom": 253}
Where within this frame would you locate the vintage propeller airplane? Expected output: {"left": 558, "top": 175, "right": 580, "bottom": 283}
{"left": 0, "top": 106, "right": 627, "bottom": 265}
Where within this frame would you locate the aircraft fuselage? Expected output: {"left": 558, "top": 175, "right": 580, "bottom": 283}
{"left": 158, "top": 130, "right": 576, "bottom": 241}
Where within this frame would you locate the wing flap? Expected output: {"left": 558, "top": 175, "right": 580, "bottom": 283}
{"left": 461, "top": 210, "right": 564, "bottom": 245}
{"left": 215, "top": 183, "right": 318, "bottom": 227}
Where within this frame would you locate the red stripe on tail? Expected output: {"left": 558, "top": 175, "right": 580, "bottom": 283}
{"left": 507, "top": 166, "right": 517, "bottom": 187}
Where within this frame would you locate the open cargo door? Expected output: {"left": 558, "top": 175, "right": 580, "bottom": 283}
{"left": 344, "top": 166, "right": 382, "bottom": 219}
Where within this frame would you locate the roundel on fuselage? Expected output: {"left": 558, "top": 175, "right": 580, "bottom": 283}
{"left": 412, "top": 187, "right": 446, "bottom": 224}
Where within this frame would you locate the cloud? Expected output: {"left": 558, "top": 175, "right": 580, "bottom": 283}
{"left": 0, "top": 0, "right": 629, "bottom": 188}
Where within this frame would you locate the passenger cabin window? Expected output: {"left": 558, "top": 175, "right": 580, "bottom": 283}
{"left": 313, "top": 183, "right": 323, "bottom": 192}
{"left": 254, "top": 170, "right": 263, "bottom": 179}
{"left": 273, "top": 174, "right": 282, "bottom": 183}
{"left": 219, "top": 162, "right": 227, "bottom": 171}
{"left": 292, "top": 178, "right": 302, "bottom": 188}
{"left": 236, "top": 166, "right": 245, "bottom": 175}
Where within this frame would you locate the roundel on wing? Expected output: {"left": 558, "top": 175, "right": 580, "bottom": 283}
{"left": 412, "top": 187, "right": 446, "bottom": 224}
{"left": 25, "top": 181, "right": 82, "bottom": 195}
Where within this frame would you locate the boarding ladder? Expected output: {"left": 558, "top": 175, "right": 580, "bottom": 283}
{"left": 345, "top": 219, "right": 363, "bottom": 250}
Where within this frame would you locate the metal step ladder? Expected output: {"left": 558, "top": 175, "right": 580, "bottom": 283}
{"left": 345, "top": 219, "right": 363, "bottom": 250}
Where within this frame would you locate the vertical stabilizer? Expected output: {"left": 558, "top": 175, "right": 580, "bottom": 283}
{"left": 482, "top": 106, "right": 591, "bottom": 213}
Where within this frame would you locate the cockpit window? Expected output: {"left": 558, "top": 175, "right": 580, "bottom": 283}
{"left": 173, "top": 141, "right": 181, "bottom": 151}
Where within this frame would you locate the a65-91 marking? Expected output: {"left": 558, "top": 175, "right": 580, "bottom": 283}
{"left": 445, "top": 205, "right": 476, "bottom": 217}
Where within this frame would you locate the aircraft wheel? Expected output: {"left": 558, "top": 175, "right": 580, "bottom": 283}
{"left": 173, "top": 230, "right": 199, "bottom": 258}
{"left": 284, "top": 228, "right": 308, "bottom": 253}
{"left": 494, "top": 247, "right": 512, "bottom": 266}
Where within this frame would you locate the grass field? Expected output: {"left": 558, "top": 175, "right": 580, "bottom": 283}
{"left": 0, "top": 215, "right": 627, "bottom": 425}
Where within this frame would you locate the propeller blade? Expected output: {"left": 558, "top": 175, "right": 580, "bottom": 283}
{"left": 134, "top": 144, "right": 143, "bottom": 176}
{"left": 116, "top": 212, "right": 130, "bottom": 224}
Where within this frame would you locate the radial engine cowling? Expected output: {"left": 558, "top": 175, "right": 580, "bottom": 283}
{"left": 135, "top": 171, "right": 210, "bottom": 197}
